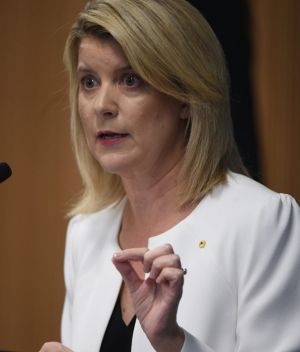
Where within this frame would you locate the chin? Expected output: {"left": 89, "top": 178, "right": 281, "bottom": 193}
{"left": 97, "top": 157, "right": 134, "bottom": 176}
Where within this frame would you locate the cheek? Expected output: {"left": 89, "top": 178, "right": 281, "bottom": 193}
{"left": 78, "top": 96, "right": 92, "bottom": 131}
{"left": 78, "top": 94, "right": 88, "bottom": 120}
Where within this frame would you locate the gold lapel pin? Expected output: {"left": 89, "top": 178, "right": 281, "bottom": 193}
{"left": 199, "top": 240, "right": 206, "bottom": 248}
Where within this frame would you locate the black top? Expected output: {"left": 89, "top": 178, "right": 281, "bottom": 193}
{"left": 100, "top": 294, "right": 136, "bottom": 352}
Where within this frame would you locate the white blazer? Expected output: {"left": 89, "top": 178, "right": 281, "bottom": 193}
{"left": 61, "top": 173, "right": 300, "bottom": 352}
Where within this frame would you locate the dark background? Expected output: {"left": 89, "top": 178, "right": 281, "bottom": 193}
{"left": 189, "top": 0, "right": 260, "bottom": 178}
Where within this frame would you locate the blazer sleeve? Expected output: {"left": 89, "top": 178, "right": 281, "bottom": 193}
{"left": 181, "top": 194, "right": 300, "bottom": 352}
{"left": 182, "top": 330, "right": 214, "bottom": 352}
{"left": 235, "top": 194, "right": 300, "bottom": 351}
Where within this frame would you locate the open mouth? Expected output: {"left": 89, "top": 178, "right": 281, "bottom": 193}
{"left": 97, "top": 131, "right": 129, "bottom": 140}
{"left": 97, "top": 131, "right": 129, "bottom": 145}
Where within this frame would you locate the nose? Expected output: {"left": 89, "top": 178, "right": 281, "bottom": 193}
{"left": 93, "top": 83, "right": 118, "bottom": 119}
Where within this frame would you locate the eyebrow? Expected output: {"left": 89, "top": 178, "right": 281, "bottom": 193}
{"left": 77, "top": 64, "right": 133, "bottom": 74}
{"left": 77, "top": 66, "right": 97, "bottom": 74}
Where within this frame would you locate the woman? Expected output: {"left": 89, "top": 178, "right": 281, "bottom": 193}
{"left": 40, "top": 0, "right": 300, "bottom": 351}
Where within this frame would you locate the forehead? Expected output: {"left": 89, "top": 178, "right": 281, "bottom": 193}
{"left": 78, "top": 35, "right": 129, "bottom": 69}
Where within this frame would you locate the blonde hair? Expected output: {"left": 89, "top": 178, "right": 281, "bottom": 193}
{"left": 64, "top": 0, "right": 247, "bottom": 216}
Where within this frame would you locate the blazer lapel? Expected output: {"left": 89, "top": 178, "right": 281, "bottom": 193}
{"left": 73, "top": 204, "right": 124, "bottom": 352}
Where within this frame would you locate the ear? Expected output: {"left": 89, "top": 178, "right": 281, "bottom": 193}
{"left": 180, "top": 103, "right": 189, "bottom": 120}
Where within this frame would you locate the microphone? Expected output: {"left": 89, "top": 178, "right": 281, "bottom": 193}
{"left": 0, "top": 162, "right": 12, "bottom": 183}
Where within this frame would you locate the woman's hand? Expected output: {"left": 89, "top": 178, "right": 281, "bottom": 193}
{"left": 38, "top": 342, "right": 73, "bottom": 352}
{"left": 112, "top": 243, "right": 185, "bottom": 352}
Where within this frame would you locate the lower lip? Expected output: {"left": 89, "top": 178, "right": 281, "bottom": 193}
{"left": 98, "top": 135, "right": 129, "bottom": 146}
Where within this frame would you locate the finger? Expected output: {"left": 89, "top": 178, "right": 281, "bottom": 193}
{"left": 39, "top": 342, "right": 59, "bottom": 352}
{"left": 112, "top": 255, "right": 143, "bottom": 293}
{"left": 38, "top": 342, "right": 72, "bottom": 352}
{"left": 113, "top": 247, "right": 148, "bottom": 262}
{"left": 156, "top": 267, "right": 185, "bottom": 290}
{"left": 144, "top": 243, "right": 174, "bottom": 273}
{"left": 149, "top": 253, "right": 181, "bottom": 280}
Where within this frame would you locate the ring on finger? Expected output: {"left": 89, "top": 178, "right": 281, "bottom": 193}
{"left": 181, "top": 267, "right": 187, "bottom": 275}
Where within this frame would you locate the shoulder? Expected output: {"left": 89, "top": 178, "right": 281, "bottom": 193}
{"left": 215, "top": 172, "right": 299, "bottom": 269}
{"left": 187, "top": 173, "right": 300, "bottom": 295}
{"left": 216, "top": 172, "right": 279, "bottom": 205}
{"left": 68, "top": 200, "right": 124, "bottom": 234}
{"left": 65, "top": 199, "right": 125, "bottom": 256}
{"left": 189, "top": 172, "right": 300, "bottom": 269}
{"left": 206, "top": 172, "right": 299, "bottom": 222}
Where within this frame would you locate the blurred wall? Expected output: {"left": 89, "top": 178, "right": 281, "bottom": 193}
{"left": 0, "top": 1, "right": 85, "bottom": 351}
{"left": 0, "top": 1, "right": 299, "bottom": 351}
{"left": 250, "top": 0, "right": 300, "bottom": 200}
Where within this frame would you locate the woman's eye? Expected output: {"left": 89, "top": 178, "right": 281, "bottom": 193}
{"left": 122, "top": 73, "right": 143, "bottom": 88}
{"left": 81, "top": 76, "right": 98, "bottom": 90}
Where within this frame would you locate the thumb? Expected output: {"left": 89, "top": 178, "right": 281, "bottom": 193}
{"left": 112, "top": 254, "right": 142, "bottom": 293}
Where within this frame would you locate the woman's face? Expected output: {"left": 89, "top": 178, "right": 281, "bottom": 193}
{"left": 77, "top": 36, "right": 187, "bottom": 179}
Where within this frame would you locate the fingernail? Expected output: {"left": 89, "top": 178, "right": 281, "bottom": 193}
{"left": 113, "top": 252, "right": 122, "bottom": 258}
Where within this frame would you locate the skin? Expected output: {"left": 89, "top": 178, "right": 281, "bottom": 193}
{"left": 40, "top": 35, "right": 191, "bottom": 352}
{"left": 112, "top": 246, "right": 186, "bottom": 352}
{"left": 77, "top": 36, "right": 188, "bottom": 181}
{"left": 38, "top": 342, "right": 72, "bottom": 352}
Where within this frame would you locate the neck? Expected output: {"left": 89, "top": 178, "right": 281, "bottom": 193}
{"left": 122, "top": 157, "right": 181, "bottom": 212}
{"left": 119, "top": 160, "right": 194, "bottom": 247}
